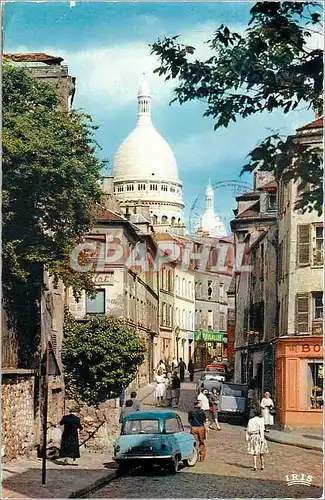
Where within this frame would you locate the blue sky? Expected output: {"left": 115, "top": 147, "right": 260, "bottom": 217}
{"left": 4, "top": 2, "right": 317, "bottom": 232}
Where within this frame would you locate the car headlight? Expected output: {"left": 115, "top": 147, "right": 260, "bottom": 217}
{"left": 114, "top": 445, "right": 120, "bottom": 453}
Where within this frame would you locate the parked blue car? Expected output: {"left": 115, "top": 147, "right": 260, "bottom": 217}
{"left": 113, "top": 410, "right": 198, "bottom": 473}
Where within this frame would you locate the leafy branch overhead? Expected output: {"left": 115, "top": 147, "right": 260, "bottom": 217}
{"left": 62, "top": 314, "right": 147, "bottom": 406}
{"left": 3, "top": 63, "right": 105, "bottom": 298}
{"left": 2, "top": 63, "right": 105, "bottom": 363}
{"left": 151, "top": 1, "right": 323, "bottom": 213}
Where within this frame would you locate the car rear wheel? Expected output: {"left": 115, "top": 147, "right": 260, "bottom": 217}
{"left": 169, "top": 455, "right": 179, "bottom": 473}
{"left": 183, "top": 447, "right": 198, "bottom": 467}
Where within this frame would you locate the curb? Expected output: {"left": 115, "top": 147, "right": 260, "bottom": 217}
{"left": 265, "top": 435, "right": 322, "bottom": 452}
{"left": 69, "top": 470, "right": 118, "bottom": 498}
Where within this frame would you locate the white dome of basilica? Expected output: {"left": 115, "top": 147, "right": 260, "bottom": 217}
{"left": 112, "top": 83, "right": 180, "bottom": 183}
{"left": 111, "top": 81, "right": 184, "bottom": 234}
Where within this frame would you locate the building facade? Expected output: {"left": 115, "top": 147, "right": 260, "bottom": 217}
{"left": 68, "top": 206, "right": 159, "bottom": 388}
{"left": 276, "top": 117, "right": 323, "bottom": 428}
{"left": 231, "top": 173, "right": 277, "bottom": 392}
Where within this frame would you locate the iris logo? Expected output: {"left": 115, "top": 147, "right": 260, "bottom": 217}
{"left": 285, "top": 473, "right": 313, "bottom": 486}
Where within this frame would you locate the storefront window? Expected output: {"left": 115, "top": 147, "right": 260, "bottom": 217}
{"left": 308, "top": 361, "right": 323, "bottom": 409}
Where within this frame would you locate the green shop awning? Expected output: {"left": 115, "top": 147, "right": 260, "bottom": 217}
{"left": 194, "top": 330, "right": 227, "bottom": 342}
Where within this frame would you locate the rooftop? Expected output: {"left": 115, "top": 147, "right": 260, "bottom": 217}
{"left": 3, "top": 53, "right": 64, "bottom": 65}
{"left": 296, "top": 116, "right": 323, "bottom": 131}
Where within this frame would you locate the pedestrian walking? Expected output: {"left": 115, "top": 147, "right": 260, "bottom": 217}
{"left": 120, "top": 399, "right": 136, "bottom": 423}
{"left": 188, "top": 400, "right": 208, "bottom": 462}
{"left": 208, "top": 386, "right": 221, "bottom": 431}
{"left": 130, "top": 391, "right": 141, "bottom": 411}
{"left": 165, "top": 372, "right": 173, "bottom": 407}
{"left": 246, "top": 408, "right": 268, "bottom": 471}
{"left": 157, "top": 359, "right": 167, "bottom": 376}
{"left": 59, "top": 408, "right": 82, "bottom": 465}
{"left": 171, "top": 371, "right": 181, "bottom": 408}
{"left": 179, "top": 358, "right": 186, "bottom": 383}
{"left": 154, "top": 369, "right": 166, "bottom": 406}
{"left": 171, "top": 358, "right": 178, "bottom": 371}
{"left": 260, "top": 391, "right": 275, "bottom": 432}
{"left": 188, "top": 359, "right": 195, "bottom": 382}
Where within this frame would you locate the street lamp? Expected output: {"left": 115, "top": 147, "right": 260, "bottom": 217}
{"left": 175, "top": 326, "right": 180, "bottom": 360}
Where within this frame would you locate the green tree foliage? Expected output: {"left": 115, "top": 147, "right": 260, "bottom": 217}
{"left": 2, "top": 63, "right": 104, "bottom": 364}
{"left": 151, "top": 2, "right": 323, "bottom": 213}
{"left": 62, "top": 314, "right": 147, "bottom": 406}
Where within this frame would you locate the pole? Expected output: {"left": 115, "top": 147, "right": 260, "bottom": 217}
{"left": 42, "top": 346, "right": 49, "bottom": 485}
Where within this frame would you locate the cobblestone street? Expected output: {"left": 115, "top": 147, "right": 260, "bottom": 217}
{"left": 88, "top": 380, "right": 323, "bottom": 498}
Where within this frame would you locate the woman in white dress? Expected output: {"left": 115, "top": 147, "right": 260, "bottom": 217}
{"left": 260, "top": 391, "right": 275, "bottom": 432}
{"left": 154, "top": 369, "right": 166, "bottom": 406}
{"left": 246, "top": 408, "right": 268, "bottom": 471}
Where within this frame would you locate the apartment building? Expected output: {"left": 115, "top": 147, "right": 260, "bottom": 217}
{"left": 276, "top": 116, "right": 323, "bottom": 428}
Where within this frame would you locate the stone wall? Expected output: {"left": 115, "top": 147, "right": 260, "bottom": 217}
{"left": 65, "top": 399, "right": 120, "bottom": 453}
{"left": 2, "top": 374, "right": 35, "bottom": 461}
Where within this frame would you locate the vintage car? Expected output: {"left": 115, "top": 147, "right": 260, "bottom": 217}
{"left": 196, "top": 370, "right": 225, "bottom": 393}
{"left": 218, "top": 382, "right": 249, "bottom": 420}
{"left": 113, "top": 410, "right": 198, "bottom": 473}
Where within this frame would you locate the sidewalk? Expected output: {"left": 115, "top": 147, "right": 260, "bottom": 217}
{"left": 265, "top": 428, "right": 323, "bottom": 451}
{"left": 1, "top": 383, "right": 156, "bottom": 499}
{"left": 2, "top": 451, "right": 118, "bottom": 498}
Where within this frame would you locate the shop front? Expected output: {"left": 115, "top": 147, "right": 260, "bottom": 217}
{"left": 194, "top": 330, "right": 227, "bottom": 368}
{"left": 275, "top": 336, "right": 323, "bottom": 428}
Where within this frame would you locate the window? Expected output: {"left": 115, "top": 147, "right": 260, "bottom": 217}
{"left": 117, "top": 185, "right": 124, "bottom": 192}
{"left": 171, "top": 216, "right": 176, "bottom": 226}
{"left": 313, "top": 293, "right": 323, "bottom": 319}
{"left": 170, "top": 185, "right": 176, "bottom": 193}
{"left": 162, "top": 216, "right": 168, "bottom": 224}
{"left": 208, "top": 281, "right": 212, "bottom": 299}
{"left": 266, "top": 193, "right": 277, "bottom": 212}
{"left": 161, "top": 184, "right": 168, "bottom": 192}
{"left": 220, "top": 312, "right": 226, "bottom": 331}
{"left": 152, "top": 215, "right": 158, "bottom": 224}
{"left": 126, "top": 184, "right": 134, "bottom": 191}
{"left": 150, "top": 184, "right": 158, "bottom": 191}
{"left": 313, "top": 225, "right": 323, "bottom": 266}
{"left": 86, "top": 289, "right": 105, "bottom": 314}
{"left": 208, "top": 310, "right": 213, "bottom": 330}
{"left": 138, "top": 184, "right": 146, "bottom": 190}
{"left": 297, "top": 224, "right": 311, "bottom": 266}
{"left": 296, "top": 294, "right": 309, "bottom": 335}
{"left": 308, "top": 362, "right": 323, "bottom": 410}
{"left": 165, "top": 417, "right": 183, "bottom": 434}
{"left": 122, "top": 419, "right": 160, "bottom": 435}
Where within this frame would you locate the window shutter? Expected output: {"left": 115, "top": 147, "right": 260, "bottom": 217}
{"left": 296, "top": 294, "right": 310, "bottom": 335}
{"left": 297, "top": 224, "right": 310, "bottom": 266}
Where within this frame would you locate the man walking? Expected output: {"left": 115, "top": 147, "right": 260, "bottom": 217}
{"left": 188, "top": 401, "right": 208, "bottom": 462}
{"left": 171, "top": 371, "right": 181, "bottom": 408}
{"left": 179, "top": 358, "right": 186, "bottom": 383}
{"left": 188, "top": 359, "right": 195, "bottom": 382}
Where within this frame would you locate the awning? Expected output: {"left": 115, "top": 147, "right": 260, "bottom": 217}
{"left": 194, "top": 330, "right": 227, "bottom": 343}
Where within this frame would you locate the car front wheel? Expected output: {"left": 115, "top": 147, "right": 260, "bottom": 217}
{"left": 169, "top": 455, "right": 179, "bottom": 473}
{"left": 118, "top": 462, "right": 130, "bottom": 475}
{"left": 183, "top": 447, "right": 198, "bottom": 467}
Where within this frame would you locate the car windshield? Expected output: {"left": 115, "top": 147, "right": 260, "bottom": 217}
{"left": 222, "top": 385, "right": 246, "bottom": 397}
{"left": 122, "top": 419, "right": 160, "bottom": 435}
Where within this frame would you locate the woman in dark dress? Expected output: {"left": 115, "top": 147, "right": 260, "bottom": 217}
{"left": 59, "top": 409, "right": 82, "bottom": 464}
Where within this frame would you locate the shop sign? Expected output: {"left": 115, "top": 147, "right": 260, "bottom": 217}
{"left": 301, "top": 344, "right": 322, "bottom": 354}
{"left": 194, "top": 330, "right": 227, "bottom": 343}
{"left": 93, "top": 272, "right": 114, "bottom": 285}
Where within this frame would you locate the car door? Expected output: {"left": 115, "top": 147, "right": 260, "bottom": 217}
{"left": 164, "top": 416, "right": 193, "bottom": 460}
